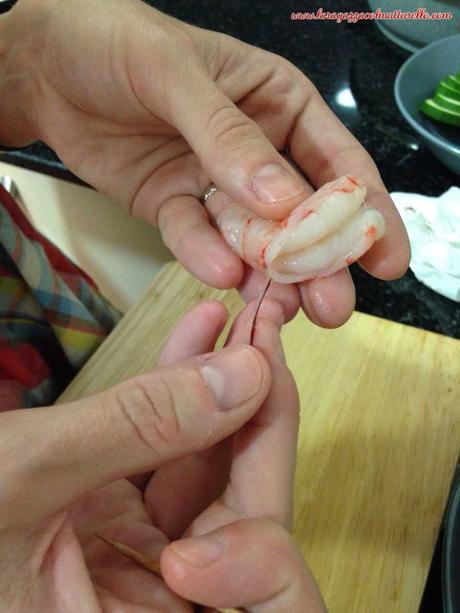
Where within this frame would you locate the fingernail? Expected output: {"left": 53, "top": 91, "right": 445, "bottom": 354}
{"left": 252, "top": 163, "right": 304, "bottom": 203}
{"left": 170, "top": 534, "right": 224, "bottom": 568}
{"left": 200, "top": 346, "right": 262, "bottom": 410}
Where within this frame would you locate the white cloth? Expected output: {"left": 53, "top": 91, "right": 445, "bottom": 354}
{"left": 391, "top": 187, "right": 460, "bottom": 302}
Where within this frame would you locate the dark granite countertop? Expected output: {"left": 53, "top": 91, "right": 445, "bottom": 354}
{"left": 1, "top": 0, "right": 459, "bottom": 338}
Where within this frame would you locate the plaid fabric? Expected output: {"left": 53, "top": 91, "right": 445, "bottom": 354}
{"left": 0, "top": 185, "right": 121, "bottom": 410}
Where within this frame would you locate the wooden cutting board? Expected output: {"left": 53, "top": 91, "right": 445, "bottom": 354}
{"left": 60, "top": 261, "right": 460, "bottom": 612}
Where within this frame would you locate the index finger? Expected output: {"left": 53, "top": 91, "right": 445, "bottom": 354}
{"left": 221, "top": 298, "right": 300, "bottom": 530}
{"left": 289, "top": 84, "right": 410, "bottom": 280}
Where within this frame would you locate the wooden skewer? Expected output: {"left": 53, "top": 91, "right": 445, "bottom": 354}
{"left": 96, "top": 533, "right": 244, "bottom": 613}
{"left": 96, "top": 532, "right": 162, "bottom": 576}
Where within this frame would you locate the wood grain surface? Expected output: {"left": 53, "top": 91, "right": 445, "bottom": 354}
{"left": 59, "top": 261, "right": 460, "bottom": 612}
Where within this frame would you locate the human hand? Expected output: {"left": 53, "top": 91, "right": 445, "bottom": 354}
{"left": 150, "top": 298, "right": 326, "bottom": 612}
{"left": 0, "top": 0, "right": 409, "bottom": 327}
{"left": 0, "top": 299, "right": 325, "bottom": 611}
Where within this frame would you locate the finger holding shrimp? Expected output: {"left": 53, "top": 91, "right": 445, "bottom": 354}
{"left": 158, "top": 195, "right": 245, "bottom": 289}
{"left": 298, "top": 266, "right": 357, "bottom": 328}
{"left": 287, "top": 82, "right": 410, "bottom": 280}
{"left": 240, "top": 266, "right": 356, "bottom": 328}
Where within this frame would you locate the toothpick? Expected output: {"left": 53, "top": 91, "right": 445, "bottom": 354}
{"left": 96, "top": 533, "right": 244, "bottom": 613}
{"left": 96, "top": 532, "right": 162, "bottom": 576}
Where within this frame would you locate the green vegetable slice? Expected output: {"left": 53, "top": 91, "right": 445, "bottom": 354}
{"left": 420, "top": 71, "right": 460, "bottom": 127}
{"left": 433, "top": 93, "right": 460, "bottom": 113}
{"left": 421, "top": 99, "right": 460, "bottom": 127}
{"left": 446, "top": 75, "right": 460, "bottom": 93}
{"left": 436, "top": 81, "right": 460, "bottom": 101}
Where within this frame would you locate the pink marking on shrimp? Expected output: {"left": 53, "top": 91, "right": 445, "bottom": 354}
{"left": 365, "top": 226, "right": 376, "bottom": 238}
{"left": 347, "top": 175, "right": 361, "bottom": 187}
{"left": 258, "top": 241, "right": 269, "bottom": 269}
{"left": 300, "top": 209, "right": 314, "bottom": 220}
{"left": 345, "top": 256, "right": 355, "bottom": 265}
{"left": 337, "top": 175, "right": 363, "bottom": 193}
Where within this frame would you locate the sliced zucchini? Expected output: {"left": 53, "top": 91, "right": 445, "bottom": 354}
{"left": 421, "top": 99, "right": 460, "bottom": 127}
{"left": 436, "top": 81, "right": 460, "bottom": 101}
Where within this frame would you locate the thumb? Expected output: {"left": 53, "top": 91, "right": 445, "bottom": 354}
{"left": 0, "top": 345, "right": 270, "bottom": 524}
{"left": 167, "top": 67, "right": 307, "bottom": 221}
{"left": 161, "top": 518, "right": 327, "bottom": 612}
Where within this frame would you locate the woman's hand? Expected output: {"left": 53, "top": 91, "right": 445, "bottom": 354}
{"left": 0, "top": 0, "right": 409, "bottom": 327}
{"left": 0, "top": 300, "right": 325, "bottom": 612}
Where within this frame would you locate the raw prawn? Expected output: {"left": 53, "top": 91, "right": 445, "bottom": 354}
{"left": 205, "top": 175, "right": 385, "bottom": 284}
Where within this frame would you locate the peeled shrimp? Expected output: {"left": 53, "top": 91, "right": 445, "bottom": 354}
{"left": 205, "top": 175, "right": 385, "bottom": 284}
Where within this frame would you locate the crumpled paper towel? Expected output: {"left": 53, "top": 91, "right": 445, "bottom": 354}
{"left": 391, "top": 187, "right": 460, "bottom": 302}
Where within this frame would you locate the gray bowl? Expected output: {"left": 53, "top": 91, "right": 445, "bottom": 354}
{"left": 367, "top": 0, "right": 460, "bottom": 52}
{"left": 394, "top": 34, "right": 460, "bottom": 176}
